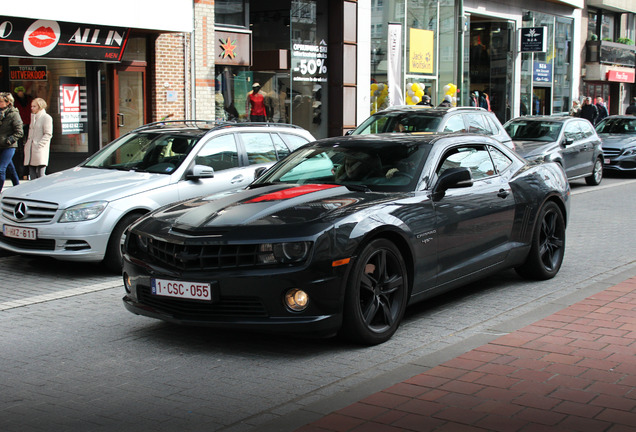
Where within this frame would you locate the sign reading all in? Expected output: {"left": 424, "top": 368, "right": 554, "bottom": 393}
{"left": 520, "top": 27, "right": 547, "bottom": 53}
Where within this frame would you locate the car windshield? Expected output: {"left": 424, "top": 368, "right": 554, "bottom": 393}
{"left": 505, "top": 121, "right": 562, "bottom": 142}
{"left": 82, "top": 132, "right": 199, "bottom": 174}
{"left": 351, "top": 112, "right": 441, "bottom": 134}
{"left": 253, "top": 141, "right": 431, "bottom": 192}
{"left": 595, "top": 117, "right": 636, "bottom": 134}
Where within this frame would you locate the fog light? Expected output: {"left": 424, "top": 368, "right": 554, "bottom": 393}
{"left": 123, "top": 273, "right": 132, "bottom": 294}
{"left": 285, "top": 288, "right": 309, "bottom": 312}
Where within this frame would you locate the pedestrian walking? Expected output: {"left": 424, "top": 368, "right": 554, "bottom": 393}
{"left": 595, "top": 97, "right": 608, "bottom": 123}
{"left": 24, "top": 97, "right": 53, "bottom": 179}
{"left": 438, "top": 95, "right": 452, "bottom": 107}
{"left": 0, "top": 92, "right": 23, "bottom": 192}
{"left": 13, "top": 85, "right": 32, "bottom": 179}
{"left": 579, "top": 97, "right": 598, "bottom": 125}
{"left": 626, "top": 97, "right": 636, "bottom": 115}
{"left": 569, "top": 100, "right": 581, "bottom": 117}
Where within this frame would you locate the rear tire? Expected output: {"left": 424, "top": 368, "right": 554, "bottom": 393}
{"left": 515, "top": 201, "right": 565, "bottom": 280}
{"left": 103, "top": 213, "right": 143, "bottom": 274}
{"left": 341, "top": 239, "right": 408, "bottom": 345}
{"left": 585, "top": 157, "right": 603, "bottom": 186}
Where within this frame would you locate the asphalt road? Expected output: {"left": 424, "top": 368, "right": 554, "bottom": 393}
{"left": 1, "top": 175, "right": 635, "bottom": 432}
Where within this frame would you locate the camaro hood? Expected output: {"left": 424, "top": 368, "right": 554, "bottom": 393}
{"left": 513, "top": 140, "right": 558, "bottom": 159}
{"left": 2, "top": 167, "right": 170, "bottom": 206}
{"left": 598, "top": 133, "right": 636, "bottom": 150}
{"left": 149, "top": 184, "right": 401, "bottom": 230}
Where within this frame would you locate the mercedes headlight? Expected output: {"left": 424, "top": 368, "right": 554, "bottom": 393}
{"left": 59, "top": 201, "right": 108, "bottom": 223}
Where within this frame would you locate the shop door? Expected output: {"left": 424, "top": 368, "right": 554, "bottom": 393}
{"left": 465, "top": 18, "right": 515, "bottom": 123}
{"left": 113, "top": 65, "right": 146, "bottom": 138}
{"left": 532, "top": 88, "right": 551, "bottom": 115}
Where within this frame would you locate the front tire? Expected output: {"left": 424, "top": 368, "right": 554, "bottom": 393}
{"left": 515, "top": 201, "right": 565, "bottom": 280}
{"left": 103, "top": 213, "right": 143, "bottom": 274}
{"left": 341, "top": 239, "right": 408, "bottom": 345}
{"left": 585, "top": 157, "right": 603, "bottom": 186}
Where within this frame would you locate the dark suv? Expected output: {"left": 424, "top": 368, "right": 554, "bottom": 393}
{"left": 350, "top": 106, "right": 514, "bottom": 149}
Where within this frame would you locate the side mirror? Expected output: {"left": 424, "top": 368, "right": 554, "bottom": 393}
{"left": 186, "top": 164, "right": 215, "bottom": 180}
{"left": 562, "top": 138, "right": 574, "bottom": 146}
{"left": 254, "top": 166, "right": 268, "bottom": 179}
{"left": 344, "top": 130, "right": 354, "bottom": 136}
{"left": 432, "top": 167, "right": 473, "bottom": 200}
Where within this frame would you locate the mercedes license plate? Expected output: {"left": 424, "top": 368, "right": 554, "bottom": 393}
{"left": 3, "top": 224, "right": 37, "bottom": 240}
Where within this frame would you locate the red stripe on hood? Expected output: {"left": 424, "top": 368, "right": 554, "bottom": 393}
{"left": 245, "top": 184, "right": 339, "bottom": 203}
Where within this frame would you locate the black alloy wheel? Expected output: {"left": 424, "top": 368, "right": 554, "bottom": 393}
{"left": 516, "top": 201, "right": 565, "bottom": 280}
{"left": 342, "top": 238, "right": 408, "bottom": 345}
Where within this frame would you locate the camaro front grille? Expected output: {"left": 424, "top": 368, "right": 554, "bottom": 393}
{"left": 145, "top": 238, "right": 261, "bottom": 271}
{"left": 1, "top": 197, "right": 58, "bottom": 223}
{"left": 138, "top": 286, "right": 267, "bottom": 318}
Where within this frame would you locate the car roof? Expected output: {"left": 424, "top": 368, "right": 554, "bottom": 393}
{"left": 310, "top": 132, "right": 498, "bottom": 149}
{"left": 374, "top": 105, "right": 490, "bottom": 117}
{"left": 507, "top": 115, "right": 572, "bottom": 123}
{"left": 131, "top": 120, "right": 310, "bottom": 136}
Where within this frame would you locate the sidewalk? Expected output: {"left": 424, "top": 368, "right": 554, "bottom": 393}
{"left": 297, "top": 276, "right": 636, "bottom": 432}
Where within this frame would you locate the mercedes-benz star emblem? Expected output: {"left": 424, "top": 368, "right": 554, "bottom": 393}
{"left": 14, "top": 202, "right": 28, "bottom": 220}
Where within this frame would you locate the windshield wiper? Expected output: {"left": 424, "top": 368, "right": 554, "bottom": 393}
{"left": 249, "top": 182, "right": 279, "bottom": 189}
{"left": 343, "top": 184, "right": 371, "bottom": 192}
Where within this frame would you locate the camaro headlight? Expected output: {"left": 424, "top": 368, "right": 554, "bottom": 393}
{"left": 59, "top": 201, "right": 108, "bottom": 223}
{"left": 258, "top": 241, "right": 311, "bottom": 264}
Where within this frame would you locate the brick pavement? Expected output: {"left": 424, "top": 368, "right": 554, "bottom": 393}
{"left": 296, "top": 277, "right": 636, "bottom": 432}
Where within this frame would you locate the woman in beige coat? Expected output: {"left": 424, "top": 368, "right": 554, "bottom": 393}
{"left": 24, "top": 97, "right": 53, "bottom": 179}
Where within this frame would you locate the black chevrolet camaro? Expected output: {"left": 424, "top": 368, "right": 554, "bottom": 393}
{"left": 122, "top": 133, "right": 570, "bottom": 345}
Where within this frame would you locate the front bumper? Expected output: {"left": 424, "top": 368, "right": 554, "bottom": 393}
{"left": 0, "top": 216, "right": 111, "bottom": 262}
{"left": 121, "top": 256, "right": 347, "bottom": 337}
{"left": 603, "top": 153, "right": 636, "bottom": 172}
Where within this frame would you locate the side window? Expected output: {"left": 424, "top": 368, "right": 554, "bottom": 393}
{"left": 442, "top": 115, "right": 466, "bottom": 133}
{"left": 577, "top": 120, "right": 595, "bottom": 138}
{"left": 279, "top": 132, "right": 310, "bottom": 151}
{"left": 194, "top": 134, "right": 239, "bottom": 172}
{"left": 241, "top": 132, "right": 278, "bottom": 165}
{"left": 464, "top": 113, "right": 489, "bottom": 134}
{"left": 437, "top": 145, "right": 495, "bottom": 180}
{"left": 484, "top": 115, "right": 501, "bottom": 134}
{"left": 563, "top": 122, "right": 582, "bottom": 141}
{"left": 271, "top": 133, "right": 291, "bottom": 159}
{"left": 488, "top": 146, "right": 512, "bottom": 173}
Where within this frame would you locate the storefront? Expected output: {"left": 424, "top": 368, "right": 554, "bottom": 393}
{"left": 366, "top": 0, "right": 459, "bottom": 113}
{"left": 1, "top": 2, "right": 192, "bottom": 175}
{"left": 463, "top": 2, "right": 578, "bottom": 122}
{"left": 214, "top": 0, "right": 330, "bottom": 139}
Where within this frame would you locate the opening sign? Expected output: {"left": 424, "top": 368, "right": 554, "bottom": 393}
{"left": 59, "top": 77, "right": 87, "bottom": 134}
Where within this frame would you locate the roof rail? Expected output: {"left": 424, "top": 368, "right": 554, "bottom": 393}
{"left": 132, "top": 119, "right": 305, "bottom": 133}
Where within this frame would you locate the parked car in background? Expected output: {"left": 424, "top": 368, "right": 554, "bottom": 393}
{"left": 595, "top": 115, "right": 636, "bottom": 174}
{"left": 0, "top": 121, "right": 314, "bottom": 271}
{"left": 122, "top": 133, "right": 569, "bottom": 345}
{"left": 504, "top": 115, "right": 604, "bottom": 185}
{"left": 350, "top": 105, "right": 514, "bottom": 149}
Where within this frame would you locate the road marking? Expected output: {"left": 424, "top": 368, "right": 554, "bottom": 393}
{"left": 0, "top": 280, "right": 120, "bottom": 311}
{"left": 571, "top": 178, "right": 636, "bottom": 195}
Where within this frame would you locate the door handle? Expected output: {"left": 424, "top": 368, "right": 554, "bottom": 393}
{"left": 497, "top": 189, "right": 509, "bottom": 199}
{"left": 231, "top": 175, "right": 244, "bottom": 184}
{"left": 117, "top": 113, "right": 125, "bottom": 127}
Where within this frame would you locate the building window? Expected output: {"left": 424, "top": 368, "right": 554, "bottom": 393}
{"left": 216, "top": 0, "right": 248, "bottom": 28}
